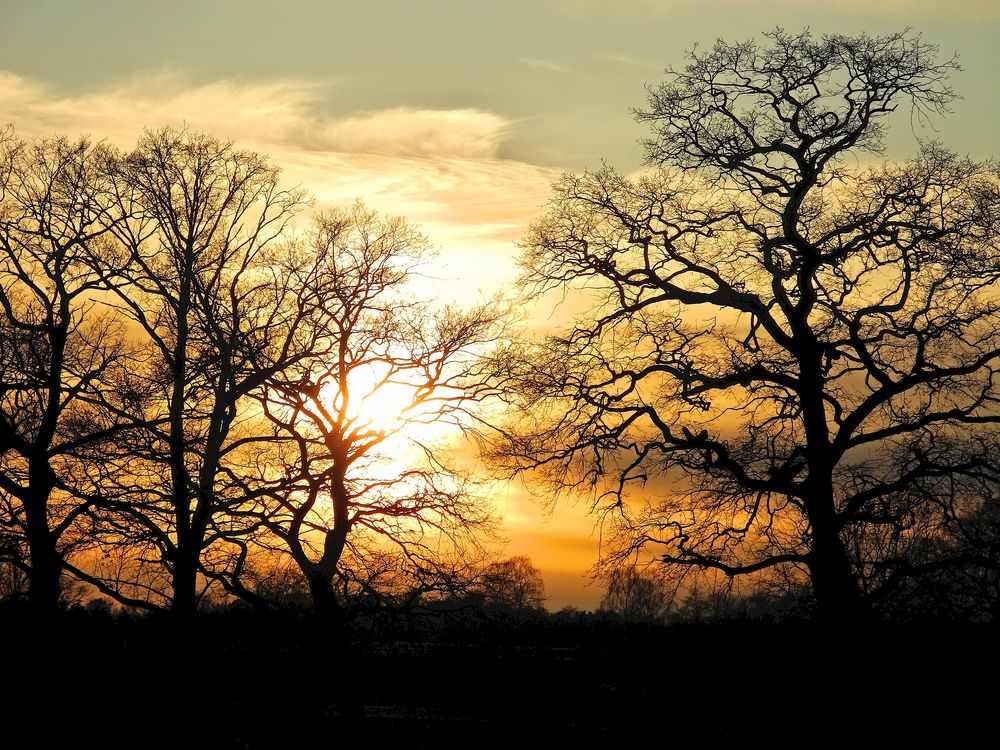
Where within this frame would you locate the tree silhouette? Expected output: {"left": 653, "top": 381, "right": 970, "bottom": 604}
{"left": 0, "top": 131, "right": 138, "bottom": 614}
{"left": 598, "top": 569, "right": 672, "bottom": 622}
{"left": 475, "top": 555, "right": 547, "bottom": 610}
{"left": 246, "top": 204, "right": 504, "bottom": 617}
{"left": 76, "top": 128, "right": 308, "bottom": 614}
{"left": 493, "top": 30, "right": 1000, "bottom": 622}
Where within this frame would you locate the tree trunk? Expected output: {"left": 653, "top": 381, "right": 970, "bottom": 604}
{"left": 797, "top": 332, "right": 866, "bottom": 624}
{"left": 167, "top": 249, "right": 194, "bottom": 617}
{"left": 307, "top": 570, "right": 340, "bottom": 618}
{"left": 803, "top": 457, "right": 865, "bottom": 624}
{"left": 171, "top": 549, "right": 199, "bottom": 617}
{"left": 25, "top": 508, "right": 61, "bottom": 614}
{"left": 808, "top": 519, "right": 865, "bottom": 624}
{"left": 23, "top": 461, "right": 61, "bottom": 615}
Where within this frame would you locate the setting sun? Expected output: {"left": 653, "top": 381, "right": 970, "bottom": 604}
{"left": 334, "top": 364, "right": 452, "bottom": 442}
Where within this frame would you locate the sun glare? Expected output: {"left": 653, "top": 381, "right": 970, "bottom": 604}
{"left": 321, "top": 363, "right": 452, "bottom": 449}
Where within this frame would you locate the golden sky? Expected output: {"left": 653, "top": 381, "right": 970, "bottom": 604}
{"left": 2, "top": 0, "right": 996, "bottom": 609}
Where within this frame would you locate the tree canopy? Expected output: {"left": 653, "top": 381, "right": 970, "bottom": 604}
{"left": 493, "top": 29, "right": 1000, "bottom": 622}
{"left": 0, "top": 128, "right": 505, "bottom": 616}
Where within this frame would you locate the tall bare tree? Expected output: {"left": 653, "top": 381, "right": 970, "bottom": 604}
{"left": 251, "top": 205, "right": 503, "bottom": 617}
{"left": 0, "top": 131, "right": 136, "bottom": 613}
{"left": 493, "top": 30, "right": 1000, "bottom": 622}
{"left": 81, "top": 128, "right": 308, "bottom": 614}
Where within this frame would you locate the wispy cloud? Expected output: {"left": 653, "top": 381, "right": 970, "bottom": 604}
{"left": 0, "top": 70, "right": 559, "bottom": 298}
{"left": 311, "top": 107, "right": 510, "bottom": 159}
{"left": 543, "top": 0, "right": 999, "bottom": 18}
{"left": 0, "top": 70, "right": 511, "bottom": 160}
{"left": 516, "top": 57, "right": 572, "bottom": 74}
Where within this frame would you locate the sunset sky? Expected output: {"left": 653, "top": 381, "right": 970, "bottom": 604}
{"left": 3, "top": 0, "right": 997, "bottom": 609}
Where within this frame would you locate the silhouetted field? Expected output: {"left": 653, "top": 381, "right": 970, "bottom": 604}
{"left": 4, "top": 610, "right": 995, "bottom": 748}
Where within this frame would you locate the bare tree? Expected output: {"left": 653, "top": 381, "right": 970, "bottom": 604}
{"left": 252, "top": 204, "right": 504, "bottom": 617}
{"left": 0, "top": 131, "right": 136, "bottom": 613}
{"left": 598, "top": 569, "right": 673, "bottom": 622}
{"left": 81, "top": 127, "right": 308, "bottom": 614}
{"left": 0, "top": 491, "right": 29, "bottom": 604}
{"left": 493, "top": 30, "right": 1000, "bottom": 622}
{"left": 474, "top": 555, "right": 547, "bottom": 610}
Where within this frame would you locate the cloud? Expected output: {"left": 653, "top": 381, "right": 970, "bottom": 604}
{"left": 311, "top": 108, "right": 510, "bottom": 159}
{"left": 516, "top": 57, "right": 571, "bottom": 74}
{"left": 0, "top": 70, "right": 559, "bottom": 299}
{"left": 0, "top": 70, "right": 510, "bottom": 160}
{"left": 542, "top": 0, "right": 998, "bottom": 18}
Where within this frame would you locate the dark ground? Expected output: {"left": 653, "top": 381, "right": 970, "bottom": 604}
{"left": 3, "top": 610, "right": 996, "bottom": 748}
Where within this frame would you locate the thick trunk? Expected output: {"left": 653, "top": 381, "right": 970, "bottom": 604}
{"left": 307, "top": 570, "right": 340, "bottom": 618}
{"left": 303, "top": 469, "right": 351, "bottom": 619}
{"left": 802, "top": 460, "right": 865, "bottom": 623}
{"left": 808, "top": 525, "right": 865, "bottom": 624}
{"left": 25, "top": 516, "right": 61, "bottom": 614}
{"left": 23, "top": 462, "right": 61, "bottom": 614}
{"left": 168, "top": 265, "right": 194, "bottom": 618}
{"left": 800, "top": 429, "right": 863, "bottom": 620}
{"left": 171, "top": 549, "right": 199, "bottom": 616}
{"left": 799, "top": 363, "right": 865, "bottom": 622}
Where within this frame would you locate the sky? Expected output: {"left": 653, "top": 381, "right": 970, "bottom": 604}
{"left": 2, "top": 0, "right": 997, "bottom": 609}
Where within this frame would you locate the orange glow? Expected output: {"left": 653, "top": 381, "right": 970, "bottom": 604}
{"left": 323, "top": 362, "right": 455, "bottom": 449}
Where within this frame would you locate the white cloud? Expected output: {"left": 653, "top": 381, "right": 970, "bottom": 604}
{"left": 0, "top": 70, "right": 559, "bottom": 299}
{"left": 517, "top": 57, "right": 572, "bottom": 74}
{"left": 312, "top": 107, "right": 510, "bottom": 159}
{"left": 0, "top": 70, "right": 510, "bottom": 160}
